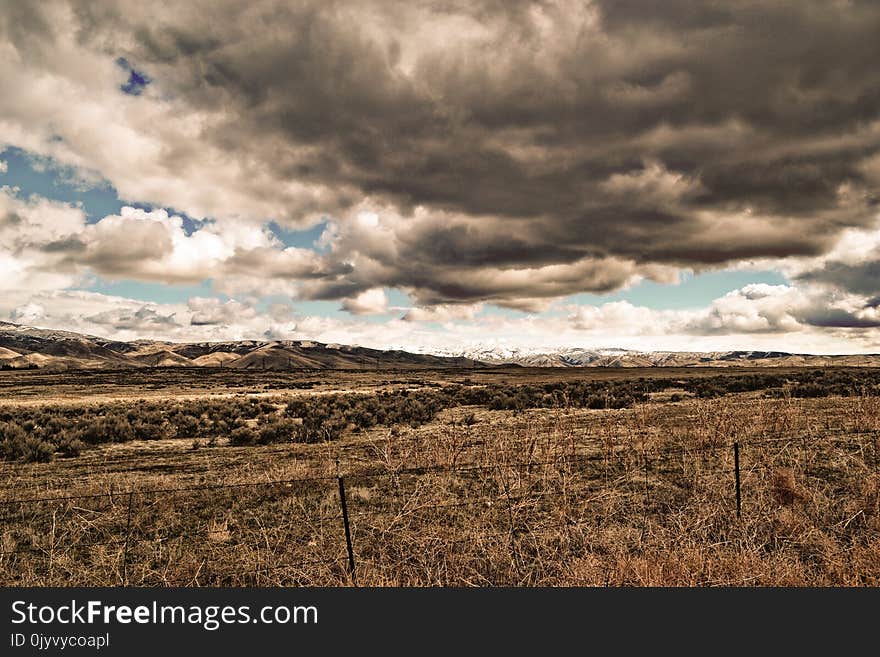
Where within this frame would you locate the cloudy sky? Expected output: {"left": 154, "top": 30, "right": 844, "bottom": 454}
{"left": 2, "top": 0, "right": 880, "bottom": 354}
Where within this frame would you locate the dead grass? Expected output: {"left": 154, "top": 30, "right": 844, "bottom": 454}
{"left": 0, "top": 381, "right": 878, "bottom": 586}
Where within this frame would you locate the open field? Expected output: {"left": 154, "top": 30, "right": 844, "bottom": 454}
{"left": 1, "top": 367, "right": 879, "bottom": 586}
{"left": 3, "top": 365, "right": 876, "bottom": 403}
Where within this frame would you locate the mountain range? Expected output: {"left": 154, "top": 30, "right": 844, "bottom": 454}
{"left": 2, "top": 321, "right": 879, "bottom": 371}
{"left": 431, "top": 346, "right": 880, "bottom": 368}
{"left": 0, "top": 322, "right": 483, "bottom": 371}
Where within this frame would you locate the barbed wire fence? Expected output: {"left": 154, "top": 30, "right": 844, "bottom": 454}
{"left": 0, "top": 430, "right": 877, "bottom": 586}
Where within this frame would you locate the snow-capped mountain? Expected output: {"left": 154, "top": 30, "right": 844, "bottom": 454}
{"left": 425, "top": 345, "right": 880, "bottom": 368}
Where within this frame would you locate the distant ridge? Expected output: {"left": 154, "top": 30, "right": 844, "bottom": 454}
{"left": 430, "top": 346, "right": 880, "bottom": 368}
{"left": 0, "top": 322, "right": 484, "bottom": 371}
{"left": 1, "top": 322, "right": 879, "bottom": 371}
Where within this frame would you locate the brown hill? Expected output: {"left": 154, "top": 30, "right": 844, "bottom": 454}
{"left": 0, "top": 322, "right": 486, "bottom": 371}
{"left": 191, "top": 351, "right": 241, "bottom": 367}
{"left": 129, "top": 349, "right": 196, "bottom": 368}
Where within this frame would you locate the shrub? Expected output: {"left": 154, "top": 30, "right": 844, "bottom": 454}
{"left": 257, "top": 419, "right": 300, "bottom": 445}
{"left": 55, "top": 433, "right": 85, "bottom": 458}
{"left": 229, "top": 426, "right": 259, "bottom": 446}
{"left": 75, "top": 414, "right": 135, "bottom": 444}
{"left": 18, "top": 436, "right": 55, "bottom": 463}
{"left": 172, "top": 413, "right": 200, "bottom": 439}
{"left": 0, "top": 423, "right": 54, "bottom": 462}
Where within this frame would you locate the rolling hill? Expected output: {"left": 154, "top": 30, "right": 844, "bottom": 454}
{"left": 0, "top": 322, "right": 483, "bottom": 370}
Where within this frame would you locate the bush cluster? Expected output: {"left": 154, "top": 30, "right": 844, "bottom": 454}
{"left": 2, "top": 368, "right": 879, "bottom": 461}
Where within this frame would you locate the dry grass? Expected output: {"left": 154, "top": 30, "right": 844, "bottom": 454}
{"left": 0, "top": 382, "right": 878, "bottom": 586}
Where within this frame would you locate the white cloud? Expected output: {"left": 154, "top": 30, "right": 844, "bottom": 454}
{"left": 685, "top": 285, "right": 806, "bottom": 334}
{"left": 86, "top": 306, "right": 179, "bottom": 331}
{"left": 340, "top": 288, "right": 388, "bottom": 315}
{"left": 76, "top": 207, "right": 279, "bottom": 283}
{"left": 568, "top": 301, "right": 670, "bottom": 332}
{"left": 188, "top": 297, "right": 257, "bottom": 326}
{"left": 0, "top": 159, "right": 7, "bottom": 173}
{"left": 9, "top": 302, "right": 45, "bottom": 324}
{"left": 0, "top": 187, "right": 351, "bottom": 302}
{"left": 0, "top": 189, "right": 87, "bottom": 292}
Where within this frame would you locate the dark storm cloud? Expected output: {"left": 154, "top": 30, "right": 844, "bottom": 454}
{"left": 0, "top": 212, "right": 23, "bottom": 228}
{"left": 796, "top": 260, "right": 880, "bottom": 298}
{"left": 0, "top": 0, "right": 56, "bottom": 54}
{"left": 298, "top": 248, "right": 645, "bottom": 308}
{"left": 398, "top": 223, "right": 587, "bottom": 269}
{"left": 39, "top": 237, "right": 87, "bottom": 253}
{"left": 798, "top": 308, "right": 880, "bottom": 330}
{"left": 7, "top": 0, "right": 880, "bottom": 307}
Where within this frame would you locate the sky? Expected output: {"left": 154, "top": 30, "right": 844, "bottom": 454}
{"left": 1, "top": 0, "right": 880, "bottom": 355}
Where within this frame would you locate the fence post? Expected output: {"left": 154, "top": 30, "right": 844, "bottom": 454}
{"left": 640, "top": 449, "right": 650, "bottom": 538}
{"left": 121, "top": 491, "right": 134, "bottom": 586}
{"left": 734, "top": 442, "right": 742, "bottom": 519}
{"left": 337, "top": 471, "right": 357, "bottom": 585}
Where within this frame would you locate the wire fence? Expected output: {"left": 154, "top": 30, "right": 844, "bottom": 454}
{"left": 0, "top": 430, "right": 878, "bottom": 585}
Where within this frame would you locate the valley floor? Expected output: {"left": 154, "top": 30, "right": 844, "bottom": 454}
{"left": 1, "top": 368, "right": 878, "bottom": 586}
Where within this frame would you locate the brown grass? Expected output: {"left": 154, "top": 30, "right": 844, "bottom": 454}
{"left": 0, "top": 380, "right": 879, "bottom": 586}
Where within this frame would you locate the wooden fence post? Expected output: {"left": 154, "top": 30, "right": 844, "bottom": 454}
{"left": 734, "top": 442, "right": 742, "bottom": 519}
{"left": 337, "top": 473, "right": 357, "bottom": 585}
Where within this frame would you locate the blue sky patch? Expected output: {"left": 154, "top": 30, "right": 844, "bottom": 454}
{"left": 269, "top": 220, "right": 330, "bottom": 249}
{"left": 79, "top": 278, "right": 218, "bottom": 305}
{"left": 569, "top": 269, "right": 789, "bottom": 311}
{"left": 116, "top": 58, "right": 151, "bottom": 96}
{"left": 385, "top": 288, "right": 410, "bottom": 309}
{"left": 0, "top": 147, "right": 211, "bottom": 235}
{"left": 0, "top": 146, "right": 123, "bottom": 221}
